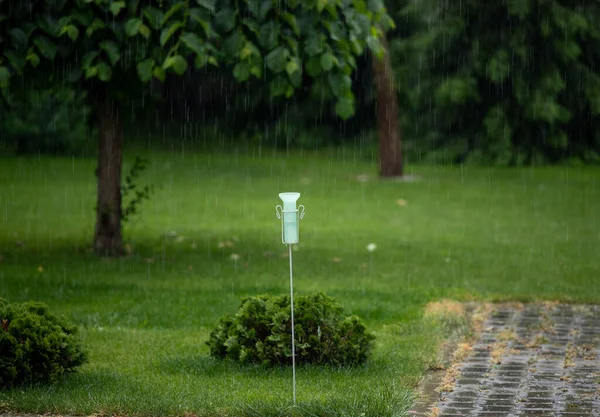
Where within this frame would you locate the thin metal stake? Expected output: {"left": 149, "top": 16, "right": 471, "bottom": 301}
{"left": 289, "top": 243, "right": 296, "bottom": 404}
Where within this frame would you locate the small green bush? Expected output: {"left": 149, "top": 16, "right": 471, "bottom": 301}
{"left": 207, "top": 292, "right": 375, "bottom": 366}
{"left": 0, "top": 298, "right": 87, "bottom": 388}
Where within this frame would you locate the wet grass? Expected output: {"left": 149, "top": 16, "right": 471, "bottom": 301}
{"left": 0, "top": 146, "right": 599, "bottom": 416}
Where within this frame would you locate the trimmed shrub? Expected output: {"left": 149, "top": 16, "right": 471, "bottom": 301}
{"left": 207, "top": 292, "right": 375, "bottom": 367}
{"left": 0, "top": 298, "right": 87, "bottom": 388}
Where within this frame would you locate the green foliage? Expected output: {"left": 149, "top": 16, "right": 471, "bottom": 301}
{"left": 121, "top": 156, "right": 154, "bottom": 224}
{"left": 396, "top": 0, "right": 600, "bottom": 165}
{"left": 207, "top": 293, "right": 375, "bottom": 367}
{"left": 0, "top": 85, "right": 94, "bottom": 155}
{"left": 1, "top": 0, "right": 392, "bottom": 120}
{"left": 0, "top": 298, "right": 87, "bottom": 389}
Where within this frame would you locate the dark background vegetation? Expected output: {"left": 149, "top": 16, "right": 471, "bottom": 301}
{"left": 2, "top": 0, "right": 599, "bottom": 165}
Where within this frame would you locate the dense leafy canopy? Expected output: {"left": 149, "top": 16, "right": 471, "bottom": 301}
{"left": 0, "top": 0, "right": 393, "bottom": 119}
{"left": 396, "top": 0, "right": 600, "bottom": 164}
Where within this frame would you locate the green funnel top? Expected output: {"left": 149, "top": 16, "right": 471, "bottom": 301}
{"left": 279, "top": 192, "right": 300, "bottom": 207}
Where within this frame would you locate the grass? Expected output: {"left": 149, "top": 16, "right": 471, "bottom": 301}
{"left": 0, "top": 144, "right": 599, "bottom": 416}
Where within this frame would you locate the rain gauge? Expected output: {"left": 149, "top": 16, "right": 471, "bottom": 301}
{"left": 275, "top": 192, "right": 305, "bottom": 404}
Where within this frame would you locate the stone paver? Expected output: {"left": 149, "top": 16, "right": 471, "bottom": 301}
{"left": 411, "top": 304, "right": 600, "bottom": 417}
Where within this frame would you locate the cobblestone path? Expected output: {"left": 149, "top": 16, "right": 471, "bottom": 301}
{"left": 412, "top": 304, "right": 600, "bottom": 417}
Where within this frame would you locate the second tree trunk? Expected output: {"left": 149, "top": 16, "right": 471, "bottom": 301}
{"left": 372, "top": 32, "right": 403, "bottom": 177}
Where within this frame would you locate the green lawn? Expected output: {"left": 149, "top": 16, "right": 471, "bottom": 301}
{"left": 0, "top": 146, "right": 599, "bottom": 416}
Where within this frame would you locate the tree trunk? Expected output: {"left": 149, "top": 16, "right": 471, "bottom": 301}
{"left": 93, "top": 86, "right": 123, "bottom": 256}
{"left": 372, "top": 32, "right": 403, "bottom": 177}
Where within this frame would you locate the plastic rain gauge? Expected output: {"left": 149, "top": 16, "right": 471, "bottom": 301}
{"left": 275, "top": 192, "right": 305, "bottom": 404}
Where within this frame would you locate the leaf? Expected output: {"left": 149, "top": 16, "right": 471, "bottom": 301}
{"left": 366, "top": 35, "right": 383, "bottom": 58}
{"left": 125, "top": 18, "right": 143, "bottom": 36}
{"left": 82, "top": 51, "right": 99, "bottom": 69}
{"left": 381, "top": 14, "right": 395, "bottom": 31}
{"left": 33, "top": 36, "right": 58, "bottom": 60}
{"left": 26, "top": 51, "right": 40, "bottom": 67}
{"left": 85, "top": 66, "right": 98, "bottom": 79}
{"left": 100, "top": 41, "right": 120, "bottom": 65}
{"left": 265, "top": 46, "right": 288, "bottom": 73}
{"left": 320, "top": 52, "right": 335, "bottom": 71}
{"left": 487, "top": 50, "right": 510, "bottom": 83}
{"left": 258, "top": 22, "right": 279, "bottom": 50}
{"left": 162, "top": 2, "right": 185, "bottom": 25}
{"left": 190, "top": 8, "right": 213, "bottom": 37}
{"left": 350, "top": 38, "right": 363, "bottom": 55}
{"left": 67, "top": 25, "right": 79, "bottom": 40}
{"left": 233, "top": 61, "right": 250, "bottom": 82}
{"left": 37, "top": 14, "right": 61, "bottom": 36}
{"left": 249, "top": 60, "right": 262, "bottom": 77}
{"left": 223, "top": 30, "right": 243, "bottom": 57}
{"left": 86, "top": 19, "right": 105, "bottom": 36}
{"left": 196, "top": 0, "right": 216, "bottom": 12}
{"left": 137, "top": 58, "right": 154, "bottom": 82}
{"left": 9, "top": 29, "right": 28, "bottom": 51}
{"left": 287, "top": 59, "right": 302, "bottom": 88}
{"left": 435, "top": 76, "right": 479, "bottom": 106}
{"left": 305, "top": 55, "right": 322, "bottom": 77}
{"left": 153, "top": 66, "right": 166, "bottom": 82}
{"left": 139, "top": 24, "right": 151, "bottom": 39}
{"left": 21, "top": 23, "right": 36, "bottom": 38}
{"left": 270, "top": 75, "right": 289, "bottom": 97}
{"left": 324, "top": 2, "right": 339, "bottom": 19}
{"left": 324, "top": 21, "right": 345, "bottom": 41}
{"left": 181, "top": 32, "right": 205, "bottom": 55}
{"left": 160, "top": 23, "right": 183, "bottom": 46}
{"left": 281, "top": 13, "right": 299, "bottom": 36}
{"left": 317, "top": 0, "right": 326, "bottom": 13}
{"left": 285, "top": 36, "right": 299, "bottom": 54}
{"left": 194, "top": 54, "right": 209, "bottom": 69}
{"left": 0, "top": 67, "right": 10, "bottom": 88}
{"left": 163, "top": 55, "right": 188, "bottom": 75}
{"left": 4, "top": 51, "right": 24, "bottom": 72}
{"left": 240, "top": 42, "right": 257, "bottom": 59}
{"left": 304, "top": 33, "right": 323, "bottom": 56}
{"left": 109, "top": 1, "right": 125, "bottom": 16}
{"left": 172, "top": 56, "right": 188, "bottom": 75}
{"left": 335, "top": 97, "right": 355, "bottom": 119}
{"left": 367, "top": 0, "right": 384, "bottom": 14}
{"left": 97, "top": 62, "right": 112, "bottom": 81}
{"left": 215, "top": 8, "right": 236, "bottom": 33}
{"left": 259, "top": 1, "right": 272, "bottom": 21}
{"left": 143, "top": 7, "right": 165, "bottom": 30}
{"left": 247, "top": 0, "right": 260, "bottom": 17}
{"left": 328, "top": 72, "right": 352, "bottom": 97}
{"left": 246, "top": 0, "right": 271, "bottom": 21}
{"left": 286, "top": 58, "right": 299, "bottom": 76}
{"left": 72, "top": 9, "right": 93, "bottom": 26}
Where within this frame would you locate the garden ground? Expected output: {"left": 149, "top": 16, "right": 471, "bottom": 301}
{"left": 0, "top": 145, "right": 598, "bottom": 416}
